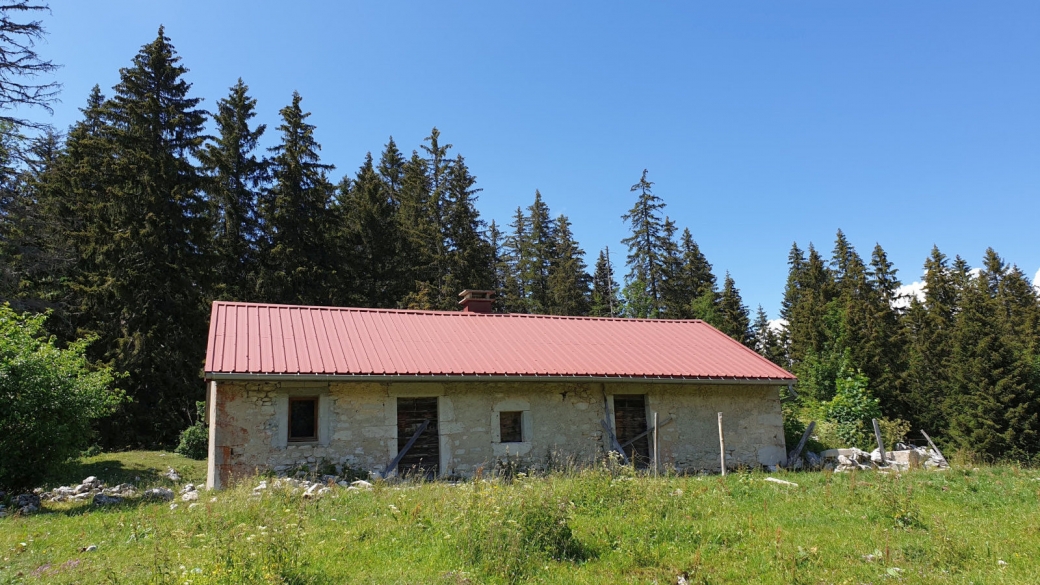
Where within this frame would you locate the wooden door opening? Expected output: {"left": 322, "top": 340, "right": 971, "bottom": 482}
{"left": 613, "top": 395, "right": 650, "bottom": 468}
{"left": 396, "top": 397, "right": 439, "bottom": 478}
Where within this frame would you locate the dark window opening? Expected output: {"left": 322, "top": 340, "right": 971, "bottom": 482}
{"left": 289, "top": 397, "right": 318, "bottom": 442}
{"left": 613, "top": 395, "right": 650, "bottom": 468}
{"left": 499, "top": 411, "right": 523, "bottom": 443}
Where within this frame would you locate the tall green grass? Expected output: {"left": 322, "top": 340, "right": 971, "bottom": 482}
{"left": 2, "top": 452, "right": 1039, "bottom": 584}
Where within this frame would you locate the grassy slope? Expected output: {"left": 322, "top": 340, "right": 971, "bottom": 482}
{"left": 1, "top": 452, "right": 1038, "bottom": 584}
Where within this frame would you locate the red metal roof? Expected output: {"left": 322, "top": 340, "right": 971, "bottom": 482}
{"left": 204, "top": 301, "right": 796, "bottom": 382}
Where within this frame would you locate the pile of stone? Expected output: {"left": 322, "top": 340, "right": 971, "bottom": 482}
{"left": 37, "top": 476, "right": 137, "bottom": 506}
{"left": 251, "top": 477, "right": 373, "bottom": 499}
{"left": 142, "top": 487, "right": 175, "bottom": 502}
{"left": 180, "top": 484, "right": 200, "bottom": 502}
{"left": 793, "top": 445, "right": 949, "bottom": 472}
{"left": 4, "top": 493, "right": 41, "bottom": 516}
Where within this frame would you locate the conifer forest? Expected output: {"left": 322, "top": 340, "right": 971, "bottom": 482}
{"left": 2, "top": 26, "right": 1038, "bottom": 459}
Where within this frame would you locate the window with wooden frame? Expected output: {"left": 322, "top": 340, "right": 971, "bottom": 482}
{"left": 499, "top": 411, "right": 524, "bottom": 443}
{"left": 288, "top": 397, "right": 318, "bottom": 442}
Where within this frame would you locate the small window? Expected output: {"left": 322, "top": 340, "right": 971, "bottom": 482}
{"left": 499, "top": 411, "right": 523, "bottom": 443}
{"left": 289, "top": 397, "right": 318, "bottom": 442}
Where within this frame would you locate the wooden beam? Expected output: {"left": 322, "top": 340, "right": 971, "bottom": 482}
{"left": 601, "top": 394, "right": 630, "bottom": 465}
{"left": 787, "top": 420, "right": 816, "bottom": 464}
{"left": 920, "top": 430, "right": 949, "bottom": 468}
{"left": 619, "top": 417, "right": 674, "bottom": 449}
{"left": 718, "top": 412, "right": 726, "bottom": 476}
{"left": 872, "top": 418, "right": 887, "bottom": 465}
{"left": 384, "top": 419, "right": 430, "bottom": 477}
{"left": 601, "top": 419, "right": 630, "bottom": 465}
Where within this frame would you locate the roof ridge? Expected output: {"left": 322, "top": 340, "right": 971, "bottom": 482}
{"left": 209, "top": 300, "right": 706, "bottom": 324}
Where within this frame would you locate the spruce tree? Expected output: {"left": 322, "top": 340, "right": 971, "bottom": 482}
{"left": 199, "top": 78, "right": 266, "bottom": 302}
{"left": 663, "top": 227, "right": 717, "bottom": 320}
{"left": 0, "top": 128, "right": 68, "bottom": 317}
{"left": 258, "top": 91, "right": 338, "bottom": 306}
{"left": 863, "top": 243, "right": 906, "bottom": 417}
{"left": 376, "top": 136, "right": 405, "bottom": 203}
{"left": 500, "top": 206, "right": 530, "bottom": 313}
{"left": 716, "top": 272, "right": 752, "bottom": 346}
{"left": 903, "top": 246, "right": 958, "bottom": 435}
{"left": 340, "top": 153, "right": 404, "bottom": 308}
{"left": 519, "top": 190, "right": 555, "bottom": 313}
{"left": 658, "top": 218, "right": 685, "bottom": 318}
{"left": 397, "top": 150, "right": 436, "bottom": 307}
{"left": 590, "top": 247, "right": 620, "bottom": 317}
{"left": 947, "top": 272, "right": 1039, "bottom": 458}
{"left": 488, "top": 220, "right": 510, "bottom": 312}
{"left": 72, "top": 28, "right": 211, "bottom": 446}
{"left": 752, "top": 305, "right": 786, "bottom": 366}
{"left": 441, "top": 154, "right": 494, "bottom": 304}
{"left": 621, "top": 169, "right": 669, "bottom": 317}
{"left": 547, "top": 214, "right": 590, "bottom": 316}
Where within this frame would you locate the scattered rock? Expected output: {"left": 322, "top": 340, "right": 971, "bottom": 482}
{"left": 180, "top": 483, "right": 196, "bottom": 494}
{"left": 351, "top": 480, "right": 373, "bottom": 489}
{"left": 84, "top": 545, "right": 97, "bottom": 552}
{"left": 181, "top": 491, "right": 199, "bottom": 502}
{"left": 169, "top": 503, "right": 179, "bottom": 510}
{"left": 14, "top": 493, "right": 41, "bottom": 515}
{"left": 765, "top": 477, "right": 799, "bottom": 487}
{"left": 92, "top": 493, "right": 122, "bottom": 506}
{"left": 165, "top": 467, "right": 181, "bottom": 482}
{"left": 142, "top": 487, "right": 174, "bottom": 502}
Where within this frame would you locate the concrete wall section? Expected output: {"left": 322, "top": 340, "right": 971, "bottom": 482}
{"left": 207, "top": 379, "right": 786, "bottom": 488}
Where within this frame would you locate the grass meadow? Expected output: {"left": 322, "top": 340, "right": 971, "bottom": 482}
{"left": 1, "top": 451, "right": 1038, "bottom": 584}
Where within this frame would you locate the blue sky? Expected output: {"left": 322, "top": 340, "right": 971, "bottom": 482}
{"left": 33, "top": 1, "right": 1040, "bottom": 317}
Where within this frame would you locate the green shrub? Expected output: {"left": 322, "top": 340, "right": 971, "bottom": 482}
{"left": 175, "top": 401, "right": 208, "bottom": 460}
{"left": 0, "top": 305, "right": 122, "bottom": 490}
{"left": 825, "top": 368, "right": 881, "bottom": 449}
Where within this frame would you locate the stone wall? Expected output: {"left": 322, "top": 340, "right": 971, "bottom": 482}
{"left": 206, "top": 379, "right": 786, "bottom": 488}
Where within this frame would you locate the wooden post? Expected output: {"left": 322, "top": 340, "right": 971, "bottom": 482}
{"left": 788, "top": 421, "right": 815, "bottom": 465}
{"left": 872, "top": 418, "right": 887, "bottom": 465}
{"left": 920, "top": 430, "right": 949, "bottom": 468}
{"left": 653, "top": 412, "right": 659, "bottom": 478}
{"left": 718, "top": 412, "right": 726, "bottom": 476}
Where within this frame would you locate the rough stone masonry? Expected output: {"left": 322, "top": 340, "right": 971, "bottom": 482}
{"left": 206, "top": 379, "right": 787, "bottom": 488}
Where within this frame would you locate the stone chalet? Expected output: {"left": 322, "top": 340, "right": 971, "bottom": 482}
{"left": 203, "top": 291, "right": 797, "bottom": 488}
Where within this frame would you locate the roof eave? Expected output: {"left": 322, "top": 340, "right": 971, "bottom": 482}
{"left": 204, "top": 372, "right": 796, "bottom": 385}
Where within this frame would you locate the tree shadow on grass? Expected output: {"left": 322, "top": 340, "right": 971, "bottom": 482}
{"left": 38, "top": 494, "right": 174, "bottom": 517}
{"left": 39, "top": 454, "right": 205, "bottom": 492}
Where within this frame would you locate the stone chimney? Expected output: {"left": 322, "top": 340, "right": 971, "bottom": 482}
{"left": 458, "top": 290, "right": 495, "bottom": 314}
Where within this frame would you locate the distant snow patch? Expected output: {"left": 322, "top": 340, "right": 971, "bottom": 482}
{"left": 767, "top": 318, "right": 787, "bottom": 333}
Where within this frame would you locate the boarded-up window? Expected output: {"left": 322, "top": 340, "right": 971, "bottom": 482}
{"left": 289, "top": 397, "right": 318, "bottom": 442}
{"left": 613, "top": 395, "right": 650, "bottom": 468}
{"left": 500, "top": 411, "right": 523, "bottom": 443}
{"left": 397, "top": 397, "right": 439, "bottom": 478}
